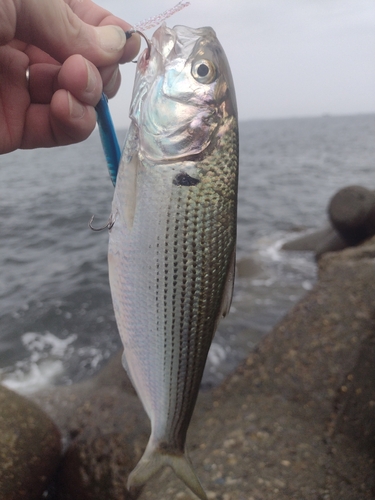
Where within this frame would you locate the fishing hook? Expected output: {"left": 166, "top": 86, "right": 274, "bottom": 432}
{"left": 89, "top": 215, "right": 114, "bottom": 232}
{"left": 125, "top": 30, "right": 152, "bottom": 60}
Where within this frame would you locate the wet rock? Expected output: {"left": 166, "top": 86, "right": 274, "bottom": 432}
{"left": 57, "top": 412, "right": 148, "bottom": 500}
{"left": 140, "top": 237, "right": 375, "bottom": 499}
{"left": 329, "top": 185, "right": 375, "bottom": 244}
{"left": 0, "top": 385, "right": 61, "bottom": 500}
{"left": 331, "top": 331, "right": 375, "bottom": 455}
{"left": 32, "top": 353, "right": 149, "bottom": 500}
{"left": 30, "top": 238, "right": 375, "bottom": 499}
{"left": 281, "top": 224, "right": 347, "bottom": 257}
{"left": 282, "top": 185, "right": 375, "bottom": 258}
{"left": 256, "top": 236, "right": 375, "bottom": 406}
{"left": 236, "top": 256, "right": 262, "bottom": 278}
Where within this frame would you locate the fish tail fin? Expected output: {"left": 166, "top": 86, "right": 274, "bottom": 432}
{"left": 169, "top": 453, "right": 207, "bottom": 500}
{"left": 127, "top": 440, "right": 207, "bottom": 500}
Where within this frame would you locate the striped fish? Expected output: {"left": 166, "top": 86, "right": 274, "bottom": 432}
{"left": 108, "top": 24, "right": 238, "bottom": 499}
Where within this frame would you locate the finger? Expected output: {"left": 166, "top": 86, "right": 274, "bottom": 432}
{"left": 100, "top": 64, "right": 121, "bottom": 98}
{"left": 28, "top": 55, "right": 102, "bottom": 106}
{"left": 95, "top": 15, "right": 141, "bottom": 64}
{"left": 21, "top": 89, "right": 97, "bottom": 149}
{"left": 0, "top": 0, "right": 16, "bottom": 46}
{"left": 65, "top": 0, "right": 141, "bottom": 64}
{"left": 14, "top": 0, "right": 139, "bottom": 66}
{"left": 28, "top": 64, "right": 60, "bottom": 104}
{"left": 57, "top": 55, "right": 103, "bottom": 106}
{"left": 0, "top": 44, "right": 30, "bottom": 153}
{"left": 24, "top": 44, "right": 60, "bottom": 65}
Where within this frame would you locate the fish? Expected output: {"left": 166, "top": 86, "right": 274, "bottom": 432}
{"left": 108, "top": 23, "right": 238, "bottom": 499}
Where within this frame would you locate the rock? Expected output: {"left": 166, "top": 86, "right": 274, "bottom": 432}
{"left": 283, "top": 185, "right": 375, "bottom": 258}
{"left": 139, "top": 237, "right": 375, "bottom": 499}
{"left": 256, "top": 235, "right": 375, "bottom": 405}
{"left": 328, "top": 185, "right": 375, "bottom": 244}
{"left": 281, "top": 224, "right": 347, "bottom": 257}
{"left": 31, "top": 238, "right": 375, "bottom": 499}
{"left": 31, "top": 352, "right": 149, "bottom": 500}
{"left": 0, "top": 385, "right": 61, "bottom": 500}
{"left": 236, "top": 256, "right": 262, "bottom": 278}
{"left": 332, "top": 330, "right": 375, "bottom": 454}
{"left": 57, "top": 400, "right": 149, "bottom": 500}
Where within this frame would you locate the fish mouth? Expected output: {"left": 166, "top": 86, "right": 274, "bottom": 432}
{"left": 151, "top": 24, "right": 218, "bottom": 61}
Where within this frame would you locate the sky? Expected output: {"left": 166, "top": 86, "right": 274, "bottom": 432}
{"left": 95, "top": 0, "right": 375, "bottom": 127}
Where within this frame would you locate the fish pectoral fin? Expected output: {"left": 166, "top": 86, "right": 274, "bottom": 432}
{"left": 115, "top": 151, "right": 140, "bottom": 230}
{"left": 220, "top": 247, "right": 236, "bottom": 318}
{"left": 127, "top": 442, "right": 207, "bottom": 500}
{"left": 123, "top": 154, "right": 139, "bottom": 230}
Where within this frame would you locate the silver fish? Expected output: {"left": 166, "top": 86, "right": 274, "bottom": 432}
{"left": 108, "top": 24, "right": 238, "bottom": 499}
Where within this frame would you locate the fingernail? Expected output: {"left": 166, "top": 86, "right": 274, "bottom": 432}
{"left": 68, "top": 92, "right": 86, "bottom": 119}
{"left": 96, "top": 25, "right": 126, "bottom": 53}
{"left": 85, "top": 60, "right": 98, "bottom": 94}
{"left": 104, "top": 66, "right": 120, "bottom": 96}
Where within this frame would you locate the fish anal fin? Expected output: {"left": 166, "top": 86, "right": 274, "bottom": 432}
{"left": 127, "top": 440, "right": 207, "bottom": 500}
{"left": 121, "top": 351, "right": 135, "bottom": 387}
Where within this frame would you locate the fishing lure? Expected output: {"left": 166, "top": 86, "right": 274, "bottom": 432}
{"left": 95, "top": 93, "right": 121, "bottom": 187}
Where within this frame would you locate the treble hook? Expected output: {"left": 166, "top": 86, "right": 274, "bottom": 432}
{"left": 89, "top": 215, "right": 114, "bottom": 232}
{"left": 125, "top": 29, "right": 152, "bottom": 60}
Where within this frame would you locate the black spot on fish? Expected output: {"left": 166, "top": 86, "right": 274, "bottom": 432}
{"left": 173, "top": 172, "right": 200, "bottom": 187}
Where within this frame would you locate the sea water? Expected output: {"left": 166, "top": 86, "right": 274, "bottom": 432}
{"left": 0, "top": 114, "right": 374, "bottom": 392}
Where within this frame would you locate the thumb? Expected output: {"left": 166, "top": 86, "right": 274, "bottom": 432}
{"left": 14, "top": 0, "right": 127, "bottom": 65}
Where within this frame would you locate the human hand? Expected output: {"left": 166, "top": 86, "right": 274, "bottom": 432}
{"left": 0, "top": 0, "right": 140, "bottom": 154}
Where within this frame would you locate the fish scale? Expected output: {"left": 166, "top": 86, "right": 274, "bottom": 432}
{"left": 108, "top": 24, "right": 238, "bottom": 499}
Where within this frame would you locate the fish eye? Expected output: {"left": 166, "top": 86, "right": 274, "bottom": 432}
{"left": 191, "top": 59, "right": 216, "bottom": 84}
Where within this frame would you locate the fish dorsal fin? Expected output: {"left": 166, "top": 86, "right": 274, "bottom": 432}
{"left": 220, "top": 248, "right": 236, "bottom": 318}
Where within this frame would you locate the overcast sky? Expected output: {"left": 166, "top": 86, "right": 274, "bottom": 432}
{"left": 95, "top": 0, "right": 375, "bottom": 127}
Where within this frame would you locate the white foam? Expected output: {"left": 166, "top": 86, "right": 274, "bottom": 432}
{"left": 258, "top": 236, "right": 286, "bottom": 262}
{"left": 255, "top": 232, "right": 317, "bottom": 286}
{"left": 2, "top": 360, "right": 64, "bottom": 394}
{"left": 1, "top": 331, "right": 77, "bottom": 394}
{"left": 208, "top": 342, "right": 227, "bottom": 366}
{"left": 302, "top": 280, "right": 314, "bottom": 290}
{"left": 251, "top": 277, "right": 276, "bottom": 287}
{"left": 77, "top": 346, "right": 106, "bottom": 369}
{"left": 22, "top": 331, "right": 77, "bottom": 357}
